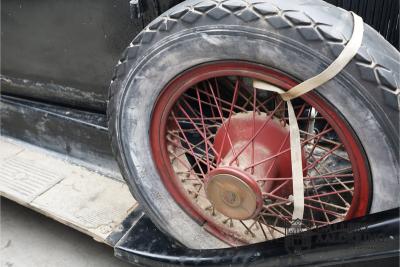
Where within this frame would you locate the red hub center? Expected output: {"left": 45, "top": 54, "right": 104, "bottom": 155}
{"left": 211, "top": 111, "right": 306, "bottom": 199}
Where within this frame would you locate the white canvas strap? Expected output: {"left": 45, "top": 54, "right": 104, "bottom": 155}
{"left": 253, "top": 12, "right": 364, "bottom": 222}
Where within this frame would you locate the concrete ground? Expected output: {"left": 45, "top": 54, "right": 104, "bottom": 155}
{"left": 0, "top": 197, "right": 132, "bottom": 267}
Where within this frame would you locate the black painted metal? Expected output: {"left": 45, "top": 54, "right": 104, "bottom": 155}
{"left": 0, "top": 0, "right": 179, "bottom": 112}
{"left": 106, "top": 208, "right": 145, "bottom": 246}
{"left": 0, "top": 95, "right": 120, "bottom": 177}
{"left": 0, "top": 75, "right": 107, "bottom": 113}
{"left": 325, "top": 0, "right": 399, "bottom": 48}
{"left": 115, "top": 208, "right": 400, "bottom": 267}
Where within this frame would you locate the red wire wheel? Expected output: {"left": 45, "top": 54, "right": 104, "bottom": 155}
{"left": 150, "top": 61, "right": 371, "bottom": 246}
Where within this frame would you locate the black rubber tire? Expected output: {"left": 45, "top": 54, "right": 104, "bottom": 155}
{"left": 108, "top": 0, "right": 400, "bottom": 249}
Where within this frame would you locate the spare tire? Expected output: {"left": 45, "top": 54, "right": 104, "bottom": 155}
{"left": 108, "top": 0, "right": 399, "bottom": 249}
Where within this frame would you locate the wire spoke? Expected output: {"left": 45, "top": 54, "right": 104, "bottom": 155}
{"left": 229, "top": 100, "right": 284, "bottom": 165}
{"left": 246, "top": 127, "right": 333, "bottom": 170}
{"left": 208, "top": 80, "right": 240, "bottom": 166}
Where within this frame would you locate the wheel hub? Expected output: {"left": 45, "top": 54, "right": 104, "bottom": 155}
{"left": 205, "top": 112, "right": 301, "bottom": 220}
{"left": 211, "top": 112, "right": 306, "bottom": 199}
{"left": 205, "top": 168, "right": 263, "bottom": 220}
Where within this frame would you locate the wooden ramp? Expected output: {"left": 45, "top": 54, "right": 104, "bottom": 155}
{"left": 0, "top": 136, "right": 138, "bottom": 245}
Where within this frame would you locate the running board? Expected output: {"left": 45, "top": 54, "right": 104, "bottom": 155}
{"left": 0, "top": 136, "right": 138, "bottom": 245}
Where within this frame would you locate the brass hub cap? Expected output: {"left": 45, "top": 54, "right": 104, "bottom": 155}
{"left": 205, "top": 168, "right": 263, "bottom": 220}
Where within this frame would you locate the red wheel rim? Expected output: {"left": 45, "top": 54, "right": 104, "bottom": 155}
{"left": 150, "top": 61, "right": 371, "bottom": 246}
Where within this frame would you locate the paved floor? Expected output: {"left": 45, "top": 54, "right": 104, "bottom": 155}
{"left": 1, "top": 198, "right": 132, "bottom": 267}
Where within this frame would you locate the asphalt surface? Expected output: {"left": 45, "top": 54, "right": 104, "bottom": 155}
{"left": 1, "top": 197, "right": 132, "bottom": 267}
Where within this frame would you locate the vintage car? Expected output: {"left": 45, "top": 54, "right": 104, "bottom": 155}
{"left": 1, "top": 0, "right": 399, "bottom": 266}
